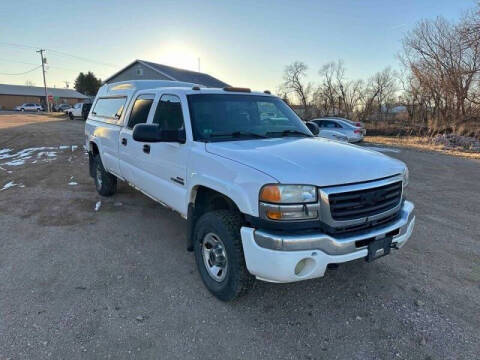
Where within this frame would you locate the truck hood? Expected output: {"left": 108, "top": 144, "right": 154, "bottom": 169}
{"left": 205, "top": 137, "right": 405, "bottom": 186}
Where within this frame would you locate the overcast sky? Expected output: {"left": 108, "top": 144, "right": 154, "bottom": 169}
{"left": 0, "top": 0, "right": 475, "bottom": 91}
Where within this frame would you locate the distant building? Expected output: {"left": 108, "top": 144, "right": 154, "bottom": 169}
{"left": 0, "top": 84, "right": 88, "bottom": 110}
{"left": 104, "top": 59, "right": 229, "bottom": 88}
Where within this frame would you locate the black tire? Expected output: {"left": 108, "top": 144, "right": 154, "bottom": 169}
{"left": 93, "top": 154, "right": 117, "bottom": 196}
{"left": 193, "top": 210, "right": 254, "bottom": 301}
{"left": 69, "top": 112, "right": 74, "bottom": 120}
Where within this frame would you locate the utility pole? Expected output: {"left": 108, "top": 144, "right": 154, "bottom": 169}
{"left": 37, "top": 49, "right": 49, "bottom": 112}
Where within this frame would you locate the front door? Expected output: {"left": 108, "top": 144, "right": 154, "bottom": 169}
{"left": 118, "top": 94, "right": 155, "bottom": 186}
{"left": 136, "top": 94, "right": 188, "bottom": 214}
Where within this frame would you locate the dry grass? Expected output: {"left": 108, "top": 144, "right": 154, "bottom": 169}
{"left": 0, "top": 112, "right": 66, "bottom": 129}
{"left": 365, "top": 136, "right": 480, "bottom": 160}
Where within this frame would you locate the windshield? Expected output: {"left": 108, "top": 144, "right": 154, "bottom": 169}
{"left": 187, "top": 94, "right": 312, "bottom": 142}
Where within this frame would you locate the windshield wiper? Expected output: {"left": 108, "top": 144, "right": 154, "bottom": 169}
{"left": 209, "top": 131, "right": 268, "bottom": 139}
{"left": 265, "top": 130, "right": 313, "bottom": 138}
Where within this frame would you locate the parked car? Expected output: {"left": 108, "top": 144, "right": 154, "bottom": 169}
{"left": 326, "top": 117, "right": 365, "bottom": 128}
{"left": 15, "top": 103, "right": 43, "bottom": 112}
{"left": 56, "top": 104, "right": 71, "bottom": 112}
{"left": 67, "top": 102, "right": 91, "bottom": 120}
{"left": 86, "top": 80, "right": 415, "bottom": 301}
{"left": 311, "top": 117, "right": 366, "bottom": 143}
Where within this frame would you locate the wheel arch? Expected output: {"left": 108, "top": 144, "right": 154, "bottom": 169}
{"left": 88, "top": 140, "right": 100, "bottom": 177}
{"left": 186, "top": 185, "right": 244, "bottom": 252}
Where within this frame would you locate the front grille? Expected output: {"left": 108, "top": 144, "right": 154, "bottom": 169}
{"left": 329, "top": 211, "right": 400, "bottom": 235}
{"left": 329, "top": 181, "right": 402, "bottom": 221}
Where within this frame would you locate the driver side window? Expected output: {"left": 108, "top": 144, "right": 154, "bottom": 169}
{"left": 152, "top": 94, "right": 184, "bottom": 131}
{"left": 127, "top": 94, "right": 154, "bottom": 129}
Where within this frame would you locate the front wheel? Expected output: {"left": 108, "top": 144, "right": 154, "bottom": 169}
{"left": 193, "top": 210, "right": 254, "bottom": 301}
{"left": 69, "top": 112, "right": 74, "bottom": 120}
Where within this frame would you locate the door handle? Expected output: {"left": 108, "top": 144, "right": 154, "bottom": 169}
{"left": 143, "top": 144, "right": 150, "bottom": 154}
{"left": 121, "top": 138, "right": 127, "bottom": 146}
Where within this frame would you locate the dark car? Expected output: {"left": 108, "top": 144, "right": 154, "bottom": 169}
{"left": 56, "top": 104, "right": 71, "bottom": 112}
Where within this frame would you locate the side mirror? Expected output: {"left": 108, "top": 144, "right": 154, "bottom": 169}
{"left": 133, "top": 124, "right": 186, "bottom": 143}
{"left": 305, "top": 121, "right": 320, "bottom": 136}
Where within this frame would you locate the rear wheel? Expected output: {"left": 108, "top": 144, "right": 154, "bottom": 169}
{"left": 193, "top": 210, "right": 254, "bottom": 301}
{"left": 93, "top": 154, "right": 117, "bottom": 196}
{"left": 21, "top": 108, "right": 25, "bottom": 112}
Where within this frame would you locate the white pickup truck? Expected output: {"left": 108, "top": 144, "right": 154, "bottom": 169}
{"left": 85, "top": 80, "right": 415, "bottom": 301}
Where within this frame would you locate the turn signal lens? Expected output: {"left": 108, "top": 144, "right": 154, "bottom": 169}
{"left": 266, "top": 210, "right": 282, "bottom": 220}
{"left": 260, "top": 185, "right": 281, "bottom": 203}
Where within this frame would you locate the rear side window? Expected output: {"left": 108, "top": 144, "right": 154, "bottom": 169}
{"left": 92, "top": 97, "right": 126, "bottom": 120}
{"left": 127, "top": 95, "right": 154, "bottom": 129}
{"left": 324, "top": 120, "right": 342, "bottom": 129}
{"left": 152, "top": 94, "right": 184, "bottom": 130}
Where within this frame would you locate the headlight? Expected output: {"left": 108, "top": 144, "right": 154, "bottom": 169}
{"left": 259, "top": 184, "right": 319, "bottom": 221}
{"left": 260, "top": 184, "right": 317, "bottom": 204}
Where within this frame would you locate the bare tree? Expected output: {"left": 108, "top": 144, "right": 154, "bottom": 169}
{"left": 313, "top": 61, "right": 366, "bottom": 119}
{"left": 281, "top": 61, "right": 313, "bottom": 118}
{"left": 400, "top": 15, "right": 480, "bottom": 131}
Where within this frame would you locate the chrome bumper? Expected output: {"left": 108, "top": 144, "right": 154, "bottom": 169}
{"left": 254, "top": 201, "right": 415, "bottom": 255}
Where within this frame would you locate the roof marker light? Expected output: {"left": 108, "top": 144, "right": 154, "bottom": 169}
{"left": 223, "top": 87, "right": 251, "bottom": 93}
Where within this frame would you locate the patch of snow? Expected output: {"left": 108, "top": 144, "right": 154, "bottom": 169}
{"left": 364, "top": 146, "right": 401, "bottom": 153}
{"left": 68, "top": 182, "right": 78, "bottom": 186}
{"left": 0, "top": 145, "right": 82, "bottom": 166}
{"left": 94, "top": 201, "right": 102, "bottom": 212}
{"left": 4, "top": 159, "right": 25, "bottom": 166}
{"left": 37, "top": 151, "right": 57, "bottom": 158}
{"left": 1, "top": 181, "right": 16, "bottom": 191}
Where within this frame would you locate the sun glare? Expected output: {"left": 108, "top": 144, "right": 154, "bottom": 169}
{"left": 146, "top": 43, "right": 200, "bottom": 72}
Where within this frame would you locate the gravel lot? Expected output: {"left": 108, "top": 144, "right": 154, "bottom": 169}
{"left": 0, "top": 114, "right": 479, "bottom": 360}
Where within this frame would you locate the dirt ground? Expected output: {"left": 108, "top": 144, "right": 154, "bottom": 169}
{"left": 0, "top": 113, "right": 479, "bottom": 360}
{"left": 364, "top": 136, "right": 480, "bottom": 160}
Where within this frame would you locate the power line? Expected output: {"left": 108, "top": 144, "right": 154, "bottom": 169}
{"left": 0, "top": 41, "right": 118, "bottom": 68}
{"left": 0, "top": 58, "right": 39, "bottom": 66}
{"left": 0, "top": 65, "right": 42, "bottom": 75}
{"left": 0, "top": 58, "right": 86, "bottom": 72}
{"left": 45, "top": 48, "right": 118, "bottom": 68}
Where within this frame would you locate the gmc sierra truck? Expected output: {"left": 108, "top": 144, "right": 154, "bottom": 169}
{"left": 85, "top": 80, "right": 415, "bottom": 301}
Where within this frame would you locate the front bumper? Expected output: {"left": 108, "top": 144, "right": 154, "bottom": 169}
{"left": 240, "top": 201, "right": 415, "bottom": 283}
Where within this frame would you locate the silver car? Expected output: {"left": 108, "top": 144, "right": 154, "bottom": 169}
{"left": 311, "top": 117, "right": 366, "bottom": 143}
{"left": 15, "top": 103, "right": 43, "bottom": 112}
